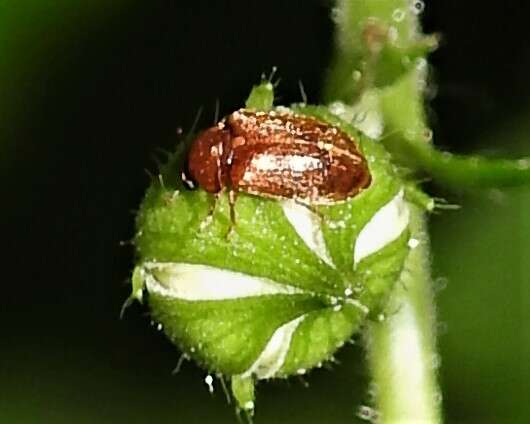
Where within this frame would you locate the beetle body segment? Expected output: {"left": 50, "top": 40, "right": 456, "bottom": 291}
{"left": 187, "top": 109, "right": 371, "bottom": 204}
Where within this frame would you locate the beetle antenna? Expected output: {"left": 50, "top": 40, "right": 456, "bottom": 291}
{"left": 185, "top": 107, "right": 204, "bottom": 141}
{"left": 213, "top": 98, "right": 220, "bottom": 124}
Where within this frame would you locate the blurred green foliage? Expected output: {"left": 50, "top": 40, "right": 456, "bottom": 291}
{"left": 0, "top": 1, "right": 125, "bottom": 159}
{"left": 432, "top": 113, "right": 530, "bottom": 423}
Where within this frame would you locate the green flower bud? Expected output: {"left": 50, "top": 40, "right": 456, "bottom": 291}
{"left": 128, "top": 83, "right": 413, "bottom": 413}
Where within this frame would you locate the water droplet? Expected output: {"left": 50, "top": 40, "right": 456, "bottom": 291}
{"left": 330, "top": 7, "right": 342, "bottom": 24}
{"left": 356, "top": 405, "right": 379, "bottom": 422}
{"left": 430, "top": 353, "right": 441, "bottom": 370}
{"left": 296, "top": 368, "right": 306, "bottom": 375}
{"left": 344, "top": 287, "right": 353, "bottom": 296}
{"left": 377, "top": 313, "right": 386, "bottom": 322}
{"left": 423, "top": 128, "right": 433, "bottom": 142}
{"left": 416, "top": 57, "right": 428, "bottom": 71}
{"left": 411, "top": 0, "right": 425, "bottom": 15}
{"left": 434, "top": 276, "right": 448, "bottom": 292}
{"left": 352, "top": 70, "right": 362, "bottom": 82}
{"left": 204, "top": 374, "right": 214, "bottom": 394}
{"left": 333, "top": 305, "right": 342, "bottom": 312}
{"left": 392, "top": 8, "right": 405, "bottom": 22}
{"left": 517, "top": 158, "right": 530, "bottom": 169}
{"left": 156, "top": 323, "right": 163, "bottom": 331}
{"left": 329, "top": 101, "right": 346, "bottom": 117}
{"left": 408, "top": 238, "right": 420, "bottom": 249}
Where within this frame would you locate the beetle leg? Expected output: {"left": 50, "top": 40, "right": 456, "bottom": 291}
{"left": 215, "top": 140, "right": 224, "bottom": 190}
{"left": 224, "top": 189, "right": 238, "bottom": 239}
{"left": 228, "top": 190, "right": 238, "bottom": 223}
{"left": 209, "top": 193, "right": 220, "bottom": 216}
{"left": 199, "top": 190, "right": 237, "bottom": 238}
{"left": 180, "top": 171, "right": 196, "bottom": 190}
{"left": 198, "top": 193, "right": 219, "bottom": 232}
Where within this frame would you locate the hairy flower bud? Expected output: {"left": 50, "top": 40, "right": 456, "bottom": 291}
{"left": 128, "top": 84, "right": 412, "bottom": 413}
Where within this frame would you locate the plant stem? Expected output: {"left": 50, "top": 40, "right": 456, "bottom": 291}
{"left": 365, "top": 205, "right": 441, "bottom": 423}
{"left": 324, "top": 1, "right": 443, "bottom": 421}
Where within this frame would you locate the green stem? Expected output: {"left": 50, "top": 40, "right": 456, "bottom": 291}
{"left": 365, "top": 205, "right": 441, "bottom": 423}
{"left": 324, "top": 1, "right": 443, "bottom": 421}
{"left": 400, "top": 141, "right": 530, "bottom": 189}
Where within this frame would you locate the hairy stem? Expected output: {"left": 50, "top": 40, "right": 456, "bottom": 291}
{"left": 324, "top": 0, "right": 443, "bottom": 422}
{"left": 365, "top": 205, "right": 441, "bottom": 423}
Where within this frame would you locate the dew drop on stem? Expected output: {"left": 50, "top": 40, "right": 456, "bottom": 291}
{"left": 517, "top": 158, "right": 530, "bottom": 169}
{"left": 392, "top": 8, "right": 405, "bottom": 22}
{"left": 411, "top": 0, "right": 425, "bottom": 15}
{"left": 356, "top": 405, "right": 379, "bottom": 422}
{"left": 204, "top": 374, "right": 214, "bottom": 394}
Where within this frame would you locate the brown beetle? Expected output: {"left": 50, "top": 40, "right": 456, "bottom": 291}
{"left": 187, "top": 109, "right": 371, "bottom": 210}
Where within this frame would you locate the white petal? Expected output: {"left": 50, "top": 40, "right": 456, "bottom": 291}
{"left": 281, "top": 199, "right": 334, "bottom": 266}
{"left": 143, "top": 262, "right": 302, "bottom": 301}
{"left": 242, "top": 315, "right": 306, "bottom": 379}
{"left": 354, "top": 190, "right": 409, "bottom": 265}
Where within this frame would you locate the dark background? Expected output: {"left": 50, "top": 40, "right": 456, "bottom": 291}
{"left": 1, "top": 1, "right": 529, "bottom": 423}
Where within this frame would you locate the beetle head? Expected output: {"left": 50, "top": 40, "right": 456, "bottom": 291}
{"left": 187, "top": 126, "right": 230, "bottom": 193}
